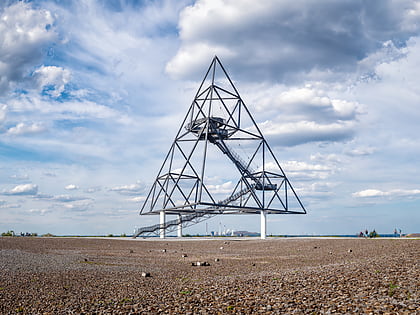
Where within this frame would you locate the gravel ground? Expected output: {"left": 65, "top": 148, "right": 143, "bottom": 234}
{"left": 0, "top": 237, "right": 418, "bottom": 314}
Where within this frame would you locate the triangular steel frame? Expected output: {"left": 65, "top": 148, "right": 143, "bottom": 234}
{"left": 140, "top": 56, "right": 306, "bottom": 219}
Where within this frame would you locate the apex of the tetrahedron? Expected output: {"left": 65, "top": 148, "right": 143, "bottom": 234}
{"left": 212, "top": 55, "right": 221, "bottom": 63}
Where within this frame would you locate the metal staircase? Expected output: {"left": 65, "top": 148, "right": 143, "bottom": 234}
{"left": 192, "top": 117, "right": 277, "bottom": 191}
{"left": 133, "top": 183, "right": 255, "bottom": 237}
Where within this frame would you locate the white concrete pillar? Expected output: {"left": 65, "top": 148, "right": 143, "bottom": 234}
{"left": 177, "top": 215, "right": 183, "bottom": 238}
{"left": 260, "top": 210, "right": 267, "bottom": 240}
{"left": 160, "top": 211, "right": 166, "bottom": 239}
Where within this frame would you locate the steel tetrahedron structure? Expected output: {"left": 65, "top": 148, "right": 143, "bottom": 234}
{"left": 135, "top": 56, "right": 306, "bottom": 238}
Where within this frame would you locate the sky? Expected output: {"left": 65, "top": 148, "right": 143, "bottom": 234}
{"left": 1, "top": 0, "right": 419, "bottom": 236}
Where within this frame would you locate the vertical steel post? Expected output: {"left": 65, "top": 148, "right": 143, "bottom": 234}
{"left": 177, "top": 214, "right": 183, "bottom": 237}
{"left": 260, "top": 210, "right": 267, "bottom": 239}
{"left": 160, "top": 211, "right": 166, "bottom": 239}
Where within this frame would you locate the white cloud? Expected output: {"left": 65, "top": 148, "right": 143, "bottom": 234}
{"left": 52, "top": 195, "right": 91, "bottom": 203}
{"left": 345, "top": 147, "right": 376, "bottom": 156}
{"left": 84, "top": 186, "right": 101, "bottom": 193}
{"left": 166, "top": 42, "right": 235, "bottom": 79}
{"left": 32, "top": 65, "right": 71, "bottom": 97}
{"left": 3, "top": 183, "right": 38, "bottom": 195}
{"left": 255, "top": 86, "right": 359, "bottom": 119}
{"left": 207, "top": 181, "right": 234, "bottom": 195}
{"left": 353, "top": 189, "right": 420, "bottom": 199}
{"left": 6, "top": 122, "right": 46, "bottom": 136}
{"left": 0, "top": 202, "right": 21, "bottom": 209}
{"left": 10, "top": 174, "right": 29, "bottom": 180}
{"left": 110, "top": 182, "right": 144, "bottom": 195}
{"left": 0, "top": 104, "right": 6, "bottom": 124}
{"left": 260, "top": 120, "right": 355, "bottom": 146}
{"left": 127, "top": 196, "right": 146, "bottom": 203}
{"left": 244, "top": 84, "right": 362, "bottom": 146}
{"left": 29, "top": 208, "right": 51, "bottom": 215}
{"left": 65, "top": 184, "right": 79, "bottom": 190}
{"left": 63, "top": 201, "right": 92, "bottom": 212}
{"left": 0, "top": 2, "right": 57, "bottom": 95}
{"left": 310, "top": 153, "right": 341, "bottom": 164}
{"left": 263, "top": 161, "right": 334, "bottom": 181}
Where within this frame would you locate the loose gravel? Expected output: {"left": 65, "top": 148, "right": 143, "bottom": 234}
{"left": 0, "top": 237, "right": 418, "bottom": 314}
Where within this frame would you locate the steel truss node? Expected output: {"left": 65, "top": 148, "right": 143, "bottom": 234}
{"left": 134, "top": 56, "right": 306, "bottom": 238}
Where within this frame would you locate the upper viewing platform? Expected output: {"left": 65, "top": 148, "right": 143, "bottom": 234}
{"left": 186, "top": 116, "right": 228, "bottom": 142}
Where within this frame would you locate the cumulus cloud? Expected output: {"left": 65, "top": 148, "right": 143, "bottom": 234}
{"left": 6, "top": 122, "right": 46, "bottom": 136}
{"left": 0, "top": 2, "right": 57, "bottom": 95}
{"left": 63, "top": 201, "right": 92, "bottom": 212}
{"left": 3, "top": 183, "right": 38, "bottom": 195}
{"left": 245, "top": 84, "right": 362, "bottom": 146}
{"left": 281, "top": 161, "right": 334, "bottom": 180}
{"left": 32, "top": 65, "right": 71, "bottom": 97}
{"left": 65, "top": 184, "right": 79, "bottom": 190}
{"left": 260, "top": 120, "right": 355, "bottom": 146}
{"left": 167, "top": 0, "right": 420, "bottom": 82}
{"left": 353, "top": 189, "right": 420, "bottom": 199}
{"left": 110, "top": 182, "right": 144, "bottom": 195}
{"left": 255, "top": 86, "right": 360, "bottom": 122}
{"left": 299, "top": 182, "right": 336, "bottom": 199}
{"left": 207, "top": 181, "right": 234, "bottom": 195}
{"left": 127, "top": 196, "right": 146, "bottom": 203}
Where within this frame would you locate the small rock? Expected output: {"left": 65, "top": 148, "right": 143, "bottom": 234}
{"left": 182, "top": 254, "right": 188, "bottom": 258}
{"left": 214, "top": 258, "right": 220, "bottom": 262}
{"left": 220, "top": 246, "right": 224, "bottom": 250}
{"left": 251, "top": 263, "right": 256, "bottom": 266}
{"left": 348, "top": 249, "right": 353, "bottom": 253}
{"left": 162, "top": 249, "right": 167, "bottom": 253}
{"left": 141, "top": 272, "right": 151, "bottom": 277}
{"left": 129, "top": 249, "right": 134, "bottom": 253}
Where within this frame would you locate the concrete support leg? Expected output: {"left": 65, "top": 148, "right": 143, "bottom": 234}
{"left": 177, "top": 215, "right": 183, "bottom": 238}
{"left": 260, "top": 210, "right": 267, "bottom": 240}
{"left": 160, "top": 211, "right": 166, "bottom": 239}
